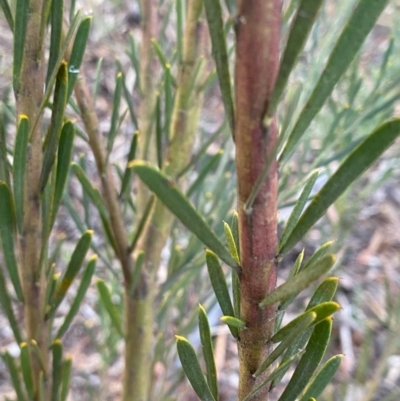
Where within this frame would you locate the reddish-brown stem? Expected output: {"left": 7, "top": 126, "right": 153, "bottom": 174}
{"left": 234, "top": 1, "right": 281, "bottom": 400}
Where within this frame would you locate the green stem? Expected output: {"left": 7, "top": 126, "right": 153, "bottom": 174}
{"left": 74, "top": 76, "right": 132, "bottom": 284}
{"left": 125, "top": 1, "right": 206, "bottom": 400}
{"left": 234, "top": 1, "right": 281, "bottom": 400}
{"left": 136, "top": 0, "right": 159, "bottom": 216}
{"left": 16, "top": 0, "right": 49, "bottom": 398}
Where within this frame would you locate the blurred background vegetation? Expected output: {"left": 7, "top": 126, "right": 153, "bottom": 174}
{"left": 0, "top": 0, "right": 400, "bottom": 400}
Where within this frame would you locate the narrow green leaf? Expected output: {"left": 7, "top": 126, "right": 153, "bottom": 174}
{"left": 243, "top": 351, "right": 304, "bottom": 401}
{"left": 62, "top": 192, "right": 115, "bottom": 273}
{"left": 20, "top": 343, "right": 34, "bottom": 399}
{"left": 280, "top": 82, "right": 303, "bottom": 143}
{"left": 39, "top": 0, "right": 52, "bottom": 46}
{"left": 128, "top": 35, "right": 140, "bottom": 92}
{"left": 275, "top": 250, "right": 305, "bottom": 331}
{"left": 187, "top": 151, "right": 223, "bottom": 197}
{"left": 71, "top": 162, "right": 117, "bottom": 252}
{"left": 119, "top": 67, "right": 138, "bottom": 129}
{"left": 374, "top": 36, "right": 394, "bottom": 91}
{"left": 60, "top": 357, "right": 72, "bottom": 401}
{"left": 278, "top": 319, "right": 333, "bottom": 401}
{"left": 280, "top": 118, "right": 400, "bottom": 253}
{"left": 303, "top": 241, "right": 335, "bottom": 271}
{"left": 176, "top": 335, "right": 216, "bottom": 401}
{"left": 71, "top": 163, "right": 107, "bottom": 217}
{"left": 32, "top": 12, "right": 81, "bottom": 138}
{"left": 277, "top": 252, "right": 337, "bottom": 328}
{"left": 0, "top": 111, "right": 10, "bottom": 187}
{"left": 129, "top": 251, "right": 144, "bottom": 296}
{"left": 279, "top": 170, "right": 319, "bottom": 252}
{"left": 176, "top": 0, "right": 184, "bottom": 64}
{"left": 260, "top": 254, "right": 336, "bottom": 308}
{"left": 107, "top": 72, "right": 123, "bottom": 154}
{"left": 280, "top": 0, "right": 389, "bottom": 161}
{"left": 130, "top": 161, "right": 240, "bottom": 270}
{"left": 230, "top": 211, "right": 241, "bottom": 318}
{"left": 45, "top": 270, "right": 60, "bottom": 314}
{"left": 223, "top": 222, "right": 239, "bottom": 265}
{"left": 220, "top": 315, "right": 246, "bottom": 329}
{"left": 307, "top": 277, "right": 339, "bottom": 309}
{"left": 0, "top": 267, "right": 22, "bottom": 343}
{"left": 97, "top": 279, "right": 123, "bottom": 337}
{"left": 129, "top": 196, "right": 155, "bottom": 253}
{"left": 50, "top": 121, "right": 75, "bottom": 230}
{"left": 69, "top": 0, "right": 77, "bottom": 21}
{"left": 1, "top": 352, "right": 26, "bottom": 401}
{"left": 199, "top": 305, "right": 219, "bottom": 401}
{"left": 0, "top": 182, "right": 23, "bottom": 302}
{"left": 38, "top": 371, "right": 45, "bottom": 401}
{"left": 300, "top": 354, "right": 343, "bottom": 401}
{"left": 29, "top": 340, "right": 46, "bottom": 373}
{"left": 269, "top": 0, "right": 324, "bottom": 115}
{"left": 203, "top": 0, "right": 234, "bottom": 134}
{"left": 152, "top": 38, "right": 169, "bottom": 69}
{"left": 120, "top": 131, "right": 138, "bottom": 199}
{"left": 40, "top": 62, "right": 68, "bottom": 193}
{"left": 47, "top": 0, "right": 64, "bottom": 85}
{"left": 271, "top": 277, "right": 339, "bottom": 389}
{"left": 13, "top": 0, "right": 29, "bottom": 92}
{"left": 164, "top": 65, "right": 173, "bottom": 140}
{"left": 0, "top": 0, "right": 13, "bottom": 32}
{"left": 205, "top": 250, "right": 237, "bottom": 337}
{"left": 93, "top": 57, "right": 103, "bottom": 104}
{"left": 51, "top": 340, "right": 63, "bottom": 401}
{"left": 13, "top": 115, "right": 29, "bottom": 233}
{"left": 51, "top": 230, "right": 93, "bottom": 313}
{"left": 254, "top": 312, "right": 316, "bottom": 378}
{"left": 232, "top": 271, "right": 240, "bottom": 320}
{"left": 67, "top": 16, "right": 92, "bottom": 99}
{"left": 230, "top": 211, "right": 240, "bottom": 257}
{"left": 56, "top": 255, "right": 97, "bottom": 339}
{"left": 272, "top": 302, "right": 339, "bottom": 344}
{"left": 155, "top": 93, "right": 163, "bottom": 169}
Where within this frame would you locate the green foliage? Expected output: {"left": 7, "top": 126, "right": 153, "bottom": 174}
{"left": 97, "top": 279, "right": 124, "bottom": 338}
{"left": 130, "top": 161, "right": 239, "bottom": 270}
{"left": 0, "top": 0, "right": 399, "bottom": 400}
{"left": 176, "top": 335, "right": 216, "bottom": 401}
{"left": 280, "top": 0, "right": 390, "bottom": 161}
{"left": 203, "top": 0, "right": 234, "bottom": 134}
{"left": 0, "top": 182, "right": 22, "bottom": 301}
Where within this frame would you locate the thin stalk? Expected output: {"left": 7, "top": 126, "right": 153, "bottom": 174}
{"left": 136, "top": 0, "right": 159, "bottom": 215}
{"left": 74, "top": 76, "right": 132, "bottom": 284}
{"left": 234, "top": 1, "right": 281, "bottom": 400}
{"left": 15, "top": 0, "right": 49, "bottom": 398}
{"left": 125, "top": 1, "right": 207, "bottom": 400}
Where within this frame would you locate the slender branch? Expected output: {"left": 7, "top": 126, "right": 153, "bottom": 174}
{"left": 234, "top": 1, "right": 281, "bottom": 400}
{"left": 16, "top": 0, "right": 48, "bottom": 398}
{"left": 136, "top": 0, "right": 159, "bottom": 216}
{"left": 124, "top": 1, "right": 207, "bottom": 400}
{"left": 74, "top": 76, "right": 132, "bottom": 284}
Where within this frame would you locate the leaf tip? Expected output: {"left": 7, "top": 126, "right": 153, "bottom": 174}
{"left": 175, "top": 335, "right": 187, "bottom": 343}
